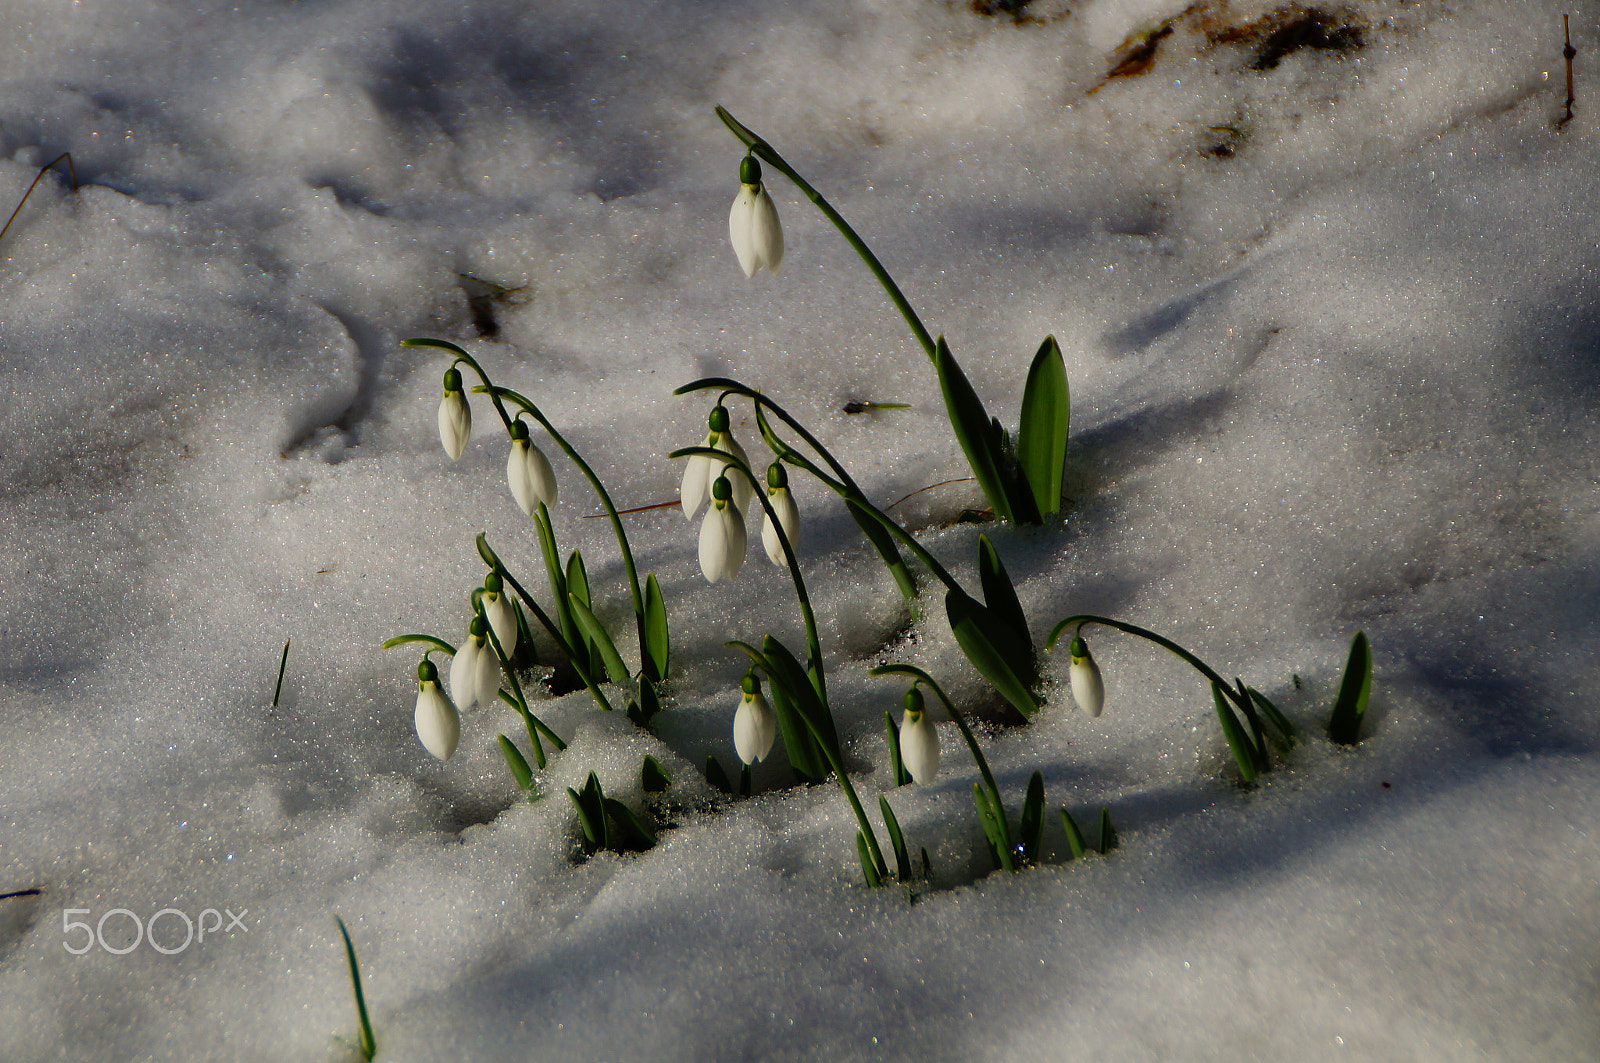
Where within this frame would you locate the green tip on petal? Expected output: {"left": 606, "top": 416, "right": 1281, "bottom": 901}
{"left": 708, "top": 404, "right": 731, "bottom": 433}
{"left": 712, "top": 474, "right": 733, "bottom": 502}
{"left": 739, "top": 155, "right": 761, "bottom": 185}
{"left": 417, "top": 659, "right": 439, "bottom": 683}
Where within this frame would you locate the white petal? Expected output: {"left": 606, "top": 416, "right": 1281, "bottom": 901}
{"left": 1070, "top": 656, "right": 1105, "bottom": 718}
{"left": 899, "top": 714, "right": 940, "bottom": 783}
{"left": 761, "top": 487, "right": 800, "bottom": 566}
{"left": 449, "top": 638, "right": 483, "bottom": 710}
{"left": 733, "top": 691, "right": 777, "bottom": 764}
{"left": 719, "top": 431, "right": 754, "bottom": 515}
{"left": 414, "top": 682, "right": 461, "bottom": 761}
{"left": 749, "top": 187, "right": 784, "bottom": 274}
{"left": 680, "top": 433, "right": 717, "bottom": 518}
{"left": 729, "top": 185, "right": 760, "bottom": 278}
{"left": 438, "top": 391, "right": 471, "bottom": 460}
{"left": 475, "top": 638, "right": 504, "bottom": 706}
{"left": 507, "top": 439, "right": 558, "bottom": 515}
{"left": 698, "top": 500, "right": 746, "bottom": 583}
{"left": 483, "top": 592, "right": 518, "bottom": 658}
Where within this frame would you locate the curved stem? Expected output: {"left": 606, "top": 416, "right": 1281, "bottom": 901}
{"left": 481, "top": 605, "right": 566, "bottom": 758}
{"left": 489, "top": 546, "right": 620, "bottom": 715}
{"left": 870, "top": 664, "right": 1012, "bottom": 867}
{"left": 402, "top": 338, "right": 515, "bottom": 432}
{"left": 1045, "top": 614, "right": 1250, "bottom": 713}
{"left": 381, "top": 633, "right": 457, "bottom": 656}
{"left": 716, "top": 107, "right": 936, "bottom": 363}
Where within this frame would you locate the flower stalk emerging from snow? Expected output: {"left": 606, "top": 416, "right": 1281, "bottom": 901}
{"left": 437, "top": 367, "right": 471, "bottom": 459}
{"left": 733, "top": 671, "right": 777, "bottom": 765}
{"left": 413, "top": 658, "right": 460, "bottom": 761}
{"left": 728, "top": 154, "right": 784, "bottom": 277}
{"left": 897, "top": 686, "right": 939, "bottom": 783}
{"left": 698, "top": 475, "right": 746, "bottom": 583}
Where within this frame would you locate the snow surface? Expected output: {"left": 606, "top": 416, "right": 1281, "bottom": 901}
{"left": 2, "top": 0, "right": 1599, "bottom": 1058}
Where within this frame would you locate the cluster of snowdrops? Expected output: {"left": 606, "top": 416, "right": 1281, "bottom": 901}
{"left": 384, "top": 108, "right": 1372, "bottom": 887}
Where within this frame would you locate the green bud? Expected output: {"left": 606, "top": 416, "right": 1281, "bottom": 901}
{"left": 711, "top": 474, "right": 733, "bottom": 502}
{"left": 417, "top": 658, "right": 439, "bottom": 683}
{"left": 509, "top": 419, "right": 529, "bottom": 441}
{"left": 470, "top": 615, "right": 489, "bottom": 638}
{"left": 903, "top": 686, "right": 925, "bottom": 718}
{"left": 1070, "top": 635, "right": 1091, "bottom": 661}
{"left": 766, "top": 462, "right": 788, "bottom": 490}
{"left": 443, "top": 367, "right": 462, "bottom": 392}
{"left": 740, "top": 671, "right": 761, "bottom": 696}
{"left": 708, "top": 404, "right": 730, "bottom": 434}
{"left": 738, "top": 155, "right": 761, "bottom": 186}
{"left": 484, "top": 570, "right": 503, "bottom": 594}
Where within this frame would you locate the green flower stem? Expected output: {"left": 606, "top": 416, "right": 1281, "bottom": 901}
{"left": 715, "top": 107, "right": 936, "bottom": 363}
{"left": 1044, "top": 614, "right": 1252, "bottom": 716}
{"left": 381, "top": 633, "right": 457, "bottom": 657}
{"left": 676, "top": 377, "right": 917, "bottom": 601}
{"left": 486, "top": 385, "right": 649, "bottom": 640}
{"left": 480, "top": 601, "right": 566, "bottom": 760}
{"left": 402, "top": 337, "right": 515, "bottom": 432}
{"left": 483, "top": 540, "right": 619, "bottom": 715}
{"left": 870, "top": 663, "right": 1014, "bottom": 870}
{"left": 671, "top": 445, "right": 824, "bottom": 701}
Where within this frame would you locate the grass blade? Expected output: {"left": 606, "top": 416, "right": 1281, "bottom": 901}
{"left": 334, "top": 917, "right": 377, "bottom": 1062}
{"left": 1327, "top": 631, "right": 1372, "bottom": 745}
{"left": 1017, "top": 336, "right": 1070, "bottom": 517}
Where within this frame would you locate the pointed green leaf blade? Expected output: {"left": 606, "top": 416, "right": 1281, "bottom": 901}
{"left": 763, "top": 635, "right": 841, "bottom": 766}
{"left": 1019, "top": 770, "right": 1045, "bottom": 865}
{"left": 1060, "top": 808, "right": 1086, "bottom": 860}
{"left": 856, "top": 832, "right": 884, "bottom": 888}
{"left": 497, "top": 735, "right": 535, "bottom": 792}
{"left": 642, "top": 572, "right": 669, "bottom": 682}
{"left": 604, "top": 796, "right": 658, "bottom": 850}
{"left": 885, "top": 711, "right": 910, "bottom": 787}
{"left": 1213, "top": 682, "right": 1259, "bottom": 786}
{"left": 641, "top": 754, "right": 671, "bottom": 794}
{"left": 705, "top": 755, "right": 734, "bottom": 795}
{"left": 1328, "top": 631, "right": 1373, "bottom": 745}
{"left": 1097, "top": 807, "right": 1117, "bottom": 854}
{"left": 935, "top": 337, "right": 1014, "bottom": 523}
{"left": 334, "top": 917, "right": 377, "bottom": 1062}
{"left": 1017, "top": 336, "right": 1070, "bottom": 518}
{"left": 879, "top": 796, "right": 911, "bottom": 882}
{"left": 977, "top": 534, "right": 1031, "bottom": 645}
{"left": 567, "top": 592, "right": 630, "bottom": 685}
{"left": 945, "top": 590, "right": 1041, "bottom": 719}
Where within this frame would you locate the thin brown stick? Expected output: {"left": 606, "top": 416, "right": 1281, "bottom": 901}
{"left": 1561, "top": 14, "right": 1577, "bottom": 127}
{"left": 0, "top": 152, "right": 77, "bottom": 251}
{"left": 885, "top": 477, "right": 976, "bottom": 511}
{"left": 584, "top": 498, "right": 681, "bottom": 518}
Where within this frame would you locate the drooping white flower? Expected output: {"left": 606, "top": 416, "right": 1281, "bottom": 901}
{"left": 450, "top": 617, "right": 503, "bottom": 711}
{"left": 759, "top": 462, "right": 800, "bottom": 566}
{"left": 728, "top": 155, "right": 783, "bottom": 278}
{"left": 898, "top": 687, "right": 940, "bottom": 783}
{"left": 481, "top": 572, "right": 518, "bottom": 659}
{"left": 414, "top": 659, "right": 460, "bottom": 761}
{"left": 1069, "top": 634, "right": 1105, "bottom": 718}
{"left": 437, "top": 367, "right": 471, "bottom": 460}
{"left": 698, "top": 475, "right": 747, "bottom": 583}
{"left": 733, "top": 672, "right": 777, "bottom": 765}
{"left": 506, "top": 419, "right": 558, "bottom": 515}
{"left": 680, "top": 404, "right": 752, "bottom": 517}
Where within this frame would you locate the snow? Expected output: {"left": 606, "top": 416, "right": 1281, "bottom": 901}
{"left": 2, "top": 0, "right": 1599, "bottom": 1058}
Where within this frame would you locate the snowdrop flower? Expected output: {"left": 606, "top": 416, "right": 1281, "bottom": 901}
{"left": 698, "top": 475, "right": 747, "bottom": 583}
{"left": 450, "top": 616, "right": 503, "bottom": 711}
{"left": 898, "top": 686, "right": 939, "bottom": 783}
{"left": 1069, "top": 634, "right": 1104, "bottom": 718}
{"left": 733, "top": 671, "right": 777, "bottom": 765}
{"left": 506, "top": 418, "right": 558, "bottom": 514}
{"left": 437, "top": 366, "right": 471, "bottom": 460}
{"left": 728, "top": 154, "right": 783, "bottom": 278}
{"left": 414, "top": 659, "right": 460, "bottom": 761}
{"left": 681, "top": 404, "right": 752, "bottom": 517}
{"left": 760, "top": 462, "right": 800, "bottom": 567}
{"left": 481, "top": 572, "right": 518, "bottom": 658}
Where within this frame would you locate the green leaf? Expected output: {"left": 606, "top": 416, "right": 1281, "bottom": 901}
{"left": 272, "top": 638, "right": 291, "bottom": 709}
{"left": 604, "top": 796, "right": 658, "bottom": 851}
{"left": 1235, "top": 677, "right": 1272, "bottom": 773}
{"left": 705, "top": 755, "right": 734, "bottom": 795}
{"left": 856, "top": 832, "right": 883, "bottom": 888}
{"left": 1248, "top": 686, "right": 1297, "bottom": 745}
{"left": 934, "top": 337, "right": 1015, "bottom": 523}
{"left": 972, "top": 783, "right": 1014, "bottom": 872}
{"left": 533, "top": 506, "right": 584, "bottom": 673}
{"left": 763, "top": 635, "right": 839, "bottom": 775}
{"left": 977, "top": 535, "right": 1031, "bottom": 646}
{"left": 1327, "top": 631, "right": 1372, "bottom": 746}
{"left": 567, "top": 773, "right": 609, "bottom": 853}
{"left": 1097, "top": 807, "right": 1117, "bottom": 854}
{"left": 334, "top": 917, "right": 377, "bottom": 1062}
{"left": 879, "top": 796, "right": 911, "bottom": 882}
{"left": 945, "top": 590, "right": 1042, "bottom": 719}
{"left": 498, "top": 736, "right": 535, "bottom": 792}
{"left": 568, "top": 593, "right": 631, "bottom": 686}
{"left": 1017, "top": 336, "right": 1070, "bottom": 518}
{"left": 642, "top": 573, "right": 669, "bottom": 682}
{"left": 634, "top": 676, "right": 662, "bottom": 727}
{"left": 885, "top": 711, "right": 911, "bottom": 787}
{"left": 642, "top": 755, "right": 671, "bottom": 794}
{"left": 566, "top": 550, "right": 591, "bottom": 610}
{"left": 1060, "top": 808, "right": 1086, "bottom": 860}
{"left": 1019, "top": 771, "right": 1045, "bottom": 866}
{"left": 1213, "top": 682, "right": 1259, "bottom": 786}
